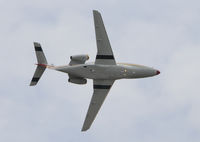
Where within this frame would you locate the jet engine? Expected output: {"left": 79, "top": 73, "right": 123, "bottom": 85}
{"left": 69, "top": 54, "right": 89, "bottom": 65}
{"left": 70, "top": 54, "right": 89, "bottom": 62}
{"left": 68, "top": 78, "right": 87, "bottom": 84}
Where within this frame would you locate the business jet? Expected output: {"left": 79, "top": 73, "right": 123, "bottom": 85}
{"left": 30, "top": 10, "right": 160, "bottom": 131}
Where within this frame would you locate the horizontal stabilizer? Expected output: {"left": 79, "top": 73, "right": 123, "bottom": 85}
{"left": 30, "top": 42, "right": 48, "bottom": 86}
{"left": 34, "top": 42, "right": 48, "bottom": 64}
{"left": 30, "top": 66, "right": 46, "bottom": 86}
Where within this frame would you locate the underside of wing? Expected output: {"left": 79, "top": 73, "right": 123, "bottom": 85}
{"left": 93, "top": 10, "right": 116, "bottom": 65}
{"left": 81, "top": 79, "right": 115, "bottom": 131}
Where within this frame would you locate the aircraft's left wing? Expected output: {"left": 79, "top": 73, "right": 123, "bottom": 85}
{"left": 93, "top": 10, "right": 116, "bottom": 65}
{"left": 82, "top": 79, "right": 115, "bottom": 131}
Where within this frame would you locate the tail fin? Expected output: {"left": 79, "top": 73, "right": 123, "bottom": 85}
{"left": 30, "top": 42, "right": 48, "bottom": 86}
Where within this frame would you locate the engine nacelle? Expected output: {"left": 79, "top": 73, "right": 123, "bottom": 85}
{"left": 70, "top": 54, "right": 89, "bottom": 62}
{"left": 68, "top": 78, "right": 87, "bottom": 85}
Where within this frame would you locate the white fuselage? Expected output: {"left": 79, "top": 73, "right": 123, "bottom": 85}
{"left": 51, "top": 63, "right": 159, "bottom": 80}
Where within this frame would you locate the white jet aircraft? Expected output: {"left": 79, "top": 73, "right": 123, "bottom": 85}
{"left": 30, "top": 10, "right": 160, "bottom": 131}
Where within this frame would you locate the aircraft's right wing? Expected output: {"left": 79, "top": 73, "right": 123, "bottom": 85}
{"left": 82, "top": 79, "right": 115, "bottom": 131}
{"left": 93, "top": 10, "right": 116, "bottom": 65}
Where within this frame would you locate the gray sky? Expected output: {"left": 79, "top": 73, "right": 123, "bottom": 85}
{"left": 0, "top": 0, "right": 200, "bottom": 141}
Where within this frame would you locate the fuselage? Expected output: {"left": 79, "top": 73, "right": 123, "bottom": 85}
{"left": 51, "top": 63, "right": 160, "bottom": 80}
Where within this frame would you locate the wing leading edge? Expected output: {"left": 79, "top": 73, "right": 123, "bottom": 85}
{"left": 93, "top": 10, "right": 116, "bottom": 65}
{"left": 82, "top": 79, "right": 115, "bottom": 131}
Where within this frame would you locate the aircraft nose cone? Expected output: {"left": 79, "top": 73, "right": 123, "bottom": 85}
{"left": 156, "top": 70, "right": 160, "bottom": 75}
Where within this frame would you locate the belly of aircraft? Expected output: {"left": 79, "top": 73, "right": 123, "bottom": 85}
{"left": 63, "top": 64, "right": 126, "bottom": 80}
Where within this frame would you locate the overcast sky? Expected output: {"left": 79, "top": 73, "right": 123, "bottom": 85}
{"left": 0, "top": 0, "right": 200, "bottom": 142}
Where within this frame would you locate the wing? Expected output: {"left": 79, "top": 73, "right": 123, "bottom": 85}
{"left": 93, "top": 10, "right": 116, "bottom": 65}
{"left": 82, "top": 79, "right": 115, "bottom": 131}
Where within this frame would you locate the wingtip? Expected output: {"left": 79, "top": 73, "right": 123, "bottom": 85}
{"left": 81, "top": 125, "right": 90, "bottom": 132}
{"left": 29, "top": 82, "right": 36, "bottom": 86}
{"left": 81, "top": 127, "right": 89, "bottom": 132}
{"left": 33, "top": 42, "right": 41, "bottom": 47}
{"left": 93, "top": 10, "right": 100, "bottom": 14}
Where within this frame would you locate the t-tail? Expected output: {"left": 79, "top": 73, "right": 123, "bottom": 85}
{"left": 30, "top": 42, "right": 48, "bottom": 86}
